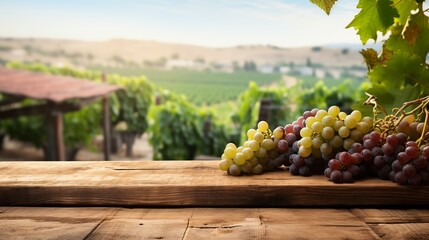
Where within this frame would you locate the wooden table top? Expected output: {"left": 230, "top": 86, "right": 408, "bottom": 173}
{"left": 1, "top": 161, "right": 428, "bottom": 207}
{"left": 1, "top": 207, "right": 428, "bottom": 239}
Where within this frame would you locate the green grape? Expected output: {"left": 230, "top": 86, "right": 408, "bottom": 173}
{"left": 315, "top": 110, "right": 328, "bottom": 121}
{"left": 338, "top": 112, "right": 347, "bottom": 120}
{"left": 247, "top": 129, "right": 256, "bottom": 140}
{"left": 299, "top": 146, "right": 312, "bottom": 157}
{"left": 273, "top": 127, "right": 284, "bottom": 139}
{"left": 322, "top": 115, "right": 336, "bottom": 127}
{"left": 219, "top": 159, "right": 232, "bottom": 171}
{"left": 221, "top": 153, "right": 226, "bottom": 160}
{"left": 320, "top": 143, "right": 333, "bottom": 155}
{"left": 243, "top": 141, "right": 250, "bottom": 148}
{"left": 255, "top": 147, "right": 267, "bottom": 158}
{"left": 361, "top": 116, "right": 373, "bottom": 126}
{"left": 300, "top": 127, "right": 313, "bottom": 138}
{"left": 305, "top": 117, "right": 317, "bottom": 128}
{"left": 236, "top": 146, "right": 244, "bottom": 153}
{"left": 248, "top": 140, "right": 260, "bottom": 151}
{"left": 321, "top": 126, "right": 335, "bottom": 140}
{"left": 312, "top": 136, "right": 324, "bottom": 149}
{"left": 257, "top": 121, "right": 269, "bottom": 132}
{"left": 248, "top": 157, "right": 259, "bottom": 166}
{"left": 224, "top": 147, "right": 236, "bottom": 159}
{"left": 242, "top": 147, "right": 254, "bottom": 159}
{"left": 300, "top": 137, "right": 312, "bottom": 148}
{"left": 251, "top": 164, "right": 263, "bottom": 174}
{"left": 253, "top": 132, "right": 264, "bottom": 143}
{"left": 312, "top": 121, "right": 324, "bottom": 133}
{"left": 328, "top": 105, "right": 340, "bottom": 117}
{"left": 350, "top": 110, "right": 362, "bottom": 122}
{"left": 350, "top": 129, "right": 363, "bottom": 142}
{"left": 343, "top": 138, "right": 355, "bottom": 150}
{"left": 338, "top": 126, "right": 350, "bottom": 138}
{"left": 333, "top": 120, "right": 344, "bottom": 132}
{"left": 329, "top": 135, "right": 343, "bottom": 148}
{"left": 234, "top": 152, "right": 246, "bottom": 165}
{"left": 356, "top": 122, "right": 370, "bottom": 134}
{"left": 261, "top": 138, "right": 275, "bottom": 150}
{"left": 228, "top": 164, "right": 241, "bottom": 176}
{"left": 240, "top": 161, "right": 253, "bottom": 174}
{"left": 344, "top": 115, "right": 358, "bottom": 129}
{"left": 226, "top": 143, "right": 237, "bottom": 150}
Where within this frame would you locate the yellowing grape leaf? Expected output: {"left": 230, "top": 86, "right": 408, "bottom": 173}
{"left": 309, "top": 0, "right": 337, "bottom": 15}
{"left": 347, "top": 0, "right": 399, "bottom": 44}
{"left": 360, "top": 48, "right": 381, "bottom": 70}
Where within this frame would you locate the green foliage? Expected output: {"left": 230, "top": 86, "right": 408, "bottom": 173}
{"left": 4, "top": 62, "right": 153, "bottom": 149}
{"left": 297, "top": 80, "right": 358, "bottom": 114}
{"left": 90, "top": 66, "right": 282, "bottom": 105}
{"left": 310, "top": 0, "right": 338, "bottom": 14}
{"left": 148, "top": 90, "right": 233, "bottom": 160}
{"left": 237, "top": 82, "right": 292, "bottom": 143}
{"left": 346, "top": 0, "right": 399, "bottom": 44}
{"left": 107, "top": 75, "right": 153, "bottom": 134}
{"left": 312, "top": 0, "right": 429, "bottom": 114}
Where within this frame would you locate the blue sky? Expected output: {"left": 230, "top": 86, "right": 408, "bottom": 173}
{"left": 0, "top": 0, "right": 363, "bottom": 47}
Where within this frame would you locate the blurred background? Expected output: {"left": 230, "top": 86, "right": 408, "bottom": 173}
{"left": 0, "top": 0, "right": 374, "bottom": 161}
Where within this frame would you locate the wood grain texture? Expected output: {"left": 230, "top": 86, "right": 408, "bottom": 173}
{"left": 3, "top": 207, "right": 429, "bottom": 239}
{"left": 0, "top": 207, "right": 116, "bottom": 240}
{"left": 1, "top": 161, "right": 429, "bottom": 207}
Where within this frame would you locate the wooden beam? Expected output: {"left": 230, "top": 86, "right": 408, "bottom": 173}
{"left": 0, "top": 95, "right": 25, "bottom": 107}
{"left": 0, "top": 102, "right": 81, "bottom": 119}
{"left": 101, "top": 73, "right": 111, "bottom": 161}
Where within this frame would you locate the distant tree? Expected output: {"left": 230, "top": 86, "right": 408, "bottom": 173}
{"left": 311, "top": 46, "right": 322, "bottom": 52}
{"left": 341, "top": 48, "right": 349, "bottom": 55}
{"left": 306, "top": 58, "right": 312, "bottom": 67}
{"left": 232, "top": 61, "right": 241, "bottom": 71}
{"left": 194, "top": 57, "right": 205, "bottom": 64}
{"left": 243, "top": 61, "right": 257, "bottom": 72}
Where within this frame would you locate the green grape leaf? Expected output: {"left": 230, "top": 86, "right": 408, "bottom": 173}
{"left": 347, "top": 0, "right": 399, "bottom": 44}
{"left": 366, "top": 83, "right": 421, "bottom": 114}
{"left": 369, "top": 51, "right": 429, "bottom": 90}
{"left": 392, "top": 0, "right": 418, "bottom": 25}
{"left": 309, "top": 0, "right": 337, "bottom": 15}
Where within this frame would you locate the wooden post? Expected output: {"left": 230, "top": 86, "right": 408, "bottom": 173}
{"left": 48, "top": 111, "right": 65, "bottom": 161}
{"left": 258, "top": 98, "right": 271, "bottom": 124}
{"left": 102, "top": 72, "right": 111, "bottom": 161}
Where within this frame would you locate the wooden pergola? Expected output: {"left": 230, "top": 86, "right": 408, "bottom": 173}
{"left": 0, "top": 67, "right": 122, "bottom": 160}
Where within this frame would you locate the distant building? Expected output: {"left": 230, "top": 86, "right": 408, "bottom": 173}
{"left": 166, "top": 59, "right": 195, "bottom": 69}
{"left": 259, "top": 65, "right": 274, "bottom": 74}
{"left": 279, "top": 66, "right": 291, "bottom": 74}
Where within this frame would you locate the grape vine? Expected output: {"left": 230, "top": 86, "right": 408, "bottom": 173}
{"left": 311, "top": 0, "right": 429, "bottom": 116}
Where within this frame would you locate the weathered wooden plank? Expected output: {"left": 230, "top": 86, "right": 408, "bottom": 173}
{"left": 87, "top": 219, "right": 188, "bottom": 240}
{"left": 0, "top": 161, "right": 428, "bottom": 207}
{"left": 5, "top": 207, "right": 429, "bottom": 240}
{"left": 260, "top": 209, "right": 380, "bottom": 240}
{"left": 93, "top": 208, "right": 381, "bottom": 240}
{"left": 351, "top": 209, "right": 429, "bottom": 224}
{"left": 369, "top": 223, "right": 429, "bottom": 240}
{"left": 0, "top": 207, "right": 117, "bottom": 240}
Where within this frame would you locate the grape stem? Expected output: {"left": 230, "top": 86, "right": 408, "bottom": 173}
{"left": 364, "top": 93, "right": 429, "bottom": 146}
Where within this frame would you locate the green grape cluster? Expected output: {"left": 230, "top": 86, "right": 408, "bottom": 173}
{"left": 219, "top": 121, "right": 283, "bottom": 175}
{"left": 297, "top": 106, "right": 373, "bottom": 160}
